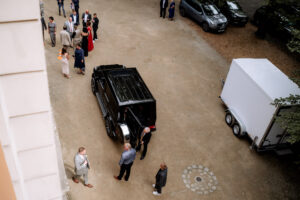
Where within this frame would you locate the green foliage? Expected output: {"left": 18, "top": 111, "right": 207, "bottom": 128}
{"left": 273, "top": 71, "right": 300, "bottom": 144}
{"left": 266, "top": 0, "right": 300, "bottom": 54}
{"left": 287, "top": 30, "right": 300, "bottom": 54}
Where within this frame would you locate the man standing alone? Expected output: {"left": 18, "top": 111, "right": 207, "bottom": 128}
{"left": 92, "top": 13, "right": 99, "bottom": 42}
{"left": 114, "top": 143, "right": 136, "bottom": 181}
{"left": 160, "top": 0, "right": 169, "bottom": 18}
{"left": 48, "top": 16, "right": 56, "bottom": 47}
{"left": 153, "top": 163, "right": 168, "bottom": 196}
{"left": 72, "top": 147, "right": 93, "bottom": 188}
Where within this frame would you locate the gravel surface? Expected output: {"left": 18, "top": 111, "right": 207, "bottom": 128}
{"left": 184, "top": 19, "right": 300, "bottom": 76}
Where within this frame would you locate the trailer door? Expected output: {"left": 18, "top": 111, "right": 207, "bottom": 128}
{"left": 262, "top": 121, "right": 285, "bottom": 148}
{"left": 261, "top": 107, "right": 290, "bottom": 150}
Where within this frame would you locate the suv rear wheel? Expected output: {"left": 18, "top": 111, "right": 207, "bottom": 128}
{"left": 105, "top": 116, "right": 117, "bottom": 140}
{"left": 91, "top": 77, "right": 96, "bottom": 95}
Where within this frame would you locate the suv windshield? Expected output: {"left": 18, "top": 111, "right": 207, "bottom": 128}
{"left": 203, "top": 4, "right": 219, "bottom": 16}
{"left": 226, "top": 1, "right": 240, "bottom": 10}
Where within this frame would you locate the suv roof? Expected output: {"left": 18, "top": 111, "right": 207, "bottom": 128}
{"left": 105, "top": 68, "right": 155, "bottom": 106}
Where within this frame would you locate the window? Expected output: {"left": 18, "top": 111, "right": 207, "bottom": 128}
{"left": 194, "top": 3, "right": 203, "bottom": 12}
{"left": 186, "top": 0, "right": 194, "bottom": 7}
{"left": 202, "top": 4, "right": 220, "bottom": 16}
{"left": 226, "top": 1, "right": 241, "bottom": 10}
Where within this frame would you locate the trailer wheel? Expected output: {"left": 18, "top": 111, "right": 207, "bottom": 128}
{"left": 225, "top": 113, "right": 234, "bottom": 126}
{"left": 232, "top": 123, "right": 241, "bottom": 137}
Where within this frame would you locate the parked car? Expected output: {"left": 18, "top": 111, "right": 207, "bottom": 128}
{"left": 253, "top": 4, "right": 300, "bottom": 42}
{"left": 211, "top": 0, "right": 248, "bottom": 26}
{"left": 91, "top": 64, "right": 156, "bottom": 146}
{"left": 220, "top": 58, "right": 300, "bottom": 152}
{"left": 179, "top": 0, "right": 228, "bottom": 32}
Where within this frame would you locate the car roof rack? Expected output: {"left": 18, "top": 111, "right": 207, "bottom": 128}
{"left": 106, "top": 68, "right": 154, "bottom": 104}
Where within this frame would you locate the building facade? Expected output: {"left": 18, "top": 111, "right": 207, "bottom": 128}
{"left": 0, "top": 0, "right": 67, "bottom": 199}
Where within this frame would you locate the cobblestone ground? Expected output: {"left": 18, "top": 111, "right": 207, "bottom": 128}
{"left": 44, "top": 0, "right": 300, "bottom": 199}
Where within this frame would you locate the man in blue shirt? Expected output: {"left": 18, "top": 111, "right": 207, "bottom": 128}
{"left": 114, "top": 143, "right": 136, "bottom": 181}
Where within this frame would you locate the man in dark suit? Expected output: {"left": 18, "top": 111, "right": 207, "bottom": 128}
{"left": 57, "top": 0, "right": 66, "bottom": 18}
{"left": 136, "top": 127, "right": 151, "bottom": 160}
{"left": 82, "top": 10, "right": 92, "bottom": 27}
{"left": 153, "top": 163, "right": 168, "bottom": 196}
{"left": 70, "top": 10, "right": 79, "bottom": 25}
{"left": 92, "top": 13, "right": 99, "bottom": 42}
{"left": 72, "top": 0, "right": 80, "bottom": 16}
{"left": 160, "top": 0, "right": 169, "bottom": 18}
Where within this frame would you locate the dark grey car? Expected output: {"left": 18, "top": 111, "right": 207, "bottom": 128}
{"left": 179, "top": 0, "right": 228, "bottom": 32}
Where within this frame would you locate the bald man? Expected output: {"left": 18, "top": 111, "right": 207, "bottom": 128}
{"left": 136, "top": 127, "right": 152, "bottom": 160}
{"left": 114, "top": 143, "right": 136, "bottom": 181}
{"left": 82, "top": 9, "right": 91, "bottom": 27}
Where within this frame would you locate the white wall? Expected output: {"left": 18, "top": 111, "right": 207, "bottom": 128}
{"left": 0, "top": 0, "right": 67, "bottom": 199}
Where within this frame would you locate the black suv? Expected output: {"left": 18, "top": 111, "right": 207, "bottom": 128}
{"left": 211, "top": 0, "right": 248, "bottom": 26}
{"left": 253, "top": 4, "right": 300, "bottom": 42}
{"left": 91, "top": 65, "right": 156, "bottom": 146}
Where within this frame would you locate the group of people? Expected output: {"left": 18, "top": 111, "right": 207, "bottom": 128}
{"left": 40, "top": 0, "right": 99, "bottom": 78}
{"left": 59, "top": 9, "right": 99, "bottom": 77}
{"left": 41, "top": 0, "right": 172, "bottom": 196}
{"left": 160, "top": 0, "right": 175, "bottom": 20}
{"left": 72, "top": 127, "right": 168, "bottom": 196}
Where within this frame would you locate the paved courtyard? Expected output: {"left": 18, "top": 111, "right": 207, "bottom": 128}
{"left": 43, "top": 0, "right": 300, "bottom": 199}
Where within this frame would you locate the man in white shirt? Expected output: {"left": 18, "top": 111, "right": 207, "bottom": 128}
{"left": 82, "top": 9, "right": 91, "bottom": 27}
{"left": 70, "top": 10, "right": 79, "bottom": 25}
{"left": 72, "top": 147, "right": 93, "bottom": 188}
{"left": 64, "top": 17, "right": 74, "bottom": 39}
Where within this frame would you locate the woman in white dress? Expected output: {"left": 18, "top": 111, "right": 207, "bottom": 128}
{"left": 61, "top": 48, "right": 70, "bottom": 78}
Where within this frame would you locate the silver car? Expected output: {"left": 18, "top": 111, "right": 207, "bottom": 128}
{"left": 179, "top": 0, "right": 228, "bottom": 32}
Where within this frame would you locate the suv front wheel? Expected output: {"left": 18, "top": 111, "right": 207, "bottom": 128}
{"left": 202, "top": 22, "right": 209, "bottom": 32}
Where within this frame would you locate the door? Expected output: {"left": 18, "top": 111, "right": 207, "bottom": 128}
{"left": 125, "top": 108, "right": 144, "bottom": 147}
{"left": 262, "top": 121, "right": 285, "bottom": 148}
{"left": 261, "top": 107, "right": 291, "bottom": 149}
{"left": 185, "top": 0, "right": 196, "bottom": 19}
{"left": 193, "top": 3, "right": 205, "bottom": 23}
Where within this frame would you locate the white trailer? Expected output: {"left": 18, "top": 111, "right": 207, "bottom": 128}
{"left": 220, "top": 58, "right": 300, "bottom": 151}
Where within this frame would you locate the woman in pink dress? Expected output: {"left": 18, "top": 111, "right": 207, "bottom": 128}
{"left": 87, "top": 21, "right": 94, "bottom": 52}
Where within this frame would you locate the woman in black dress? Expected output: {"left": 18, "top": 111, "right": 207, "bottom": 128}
{"left": 81, "top": 26, "right": 89, "bottom": 57}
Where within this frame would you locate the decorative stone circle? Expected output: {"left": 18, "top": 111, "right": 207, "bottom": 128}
{"left": 182, "top": 165, "right": 218, "bottom": 195}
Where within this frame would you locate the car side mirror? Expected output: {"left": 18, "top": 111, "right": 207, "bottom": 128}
{"left": 199, "top": 11, "right": 203, "bottom": 15}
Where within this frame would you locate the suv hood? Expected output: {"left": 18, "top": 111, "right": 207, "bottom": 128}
{"left": 209, "top": 14, "right": 227, "bottom": 23}
{"left": 230, "top": 10, "right": 247, "bottom": 18}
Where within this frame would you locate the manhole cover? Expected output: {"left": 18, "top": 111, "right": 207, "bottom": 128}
{"left": 182, "top": 165, "right": 218, "bottom": 195}
{"left": 195, "top": 176, "right": 202, "bottom": 182}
